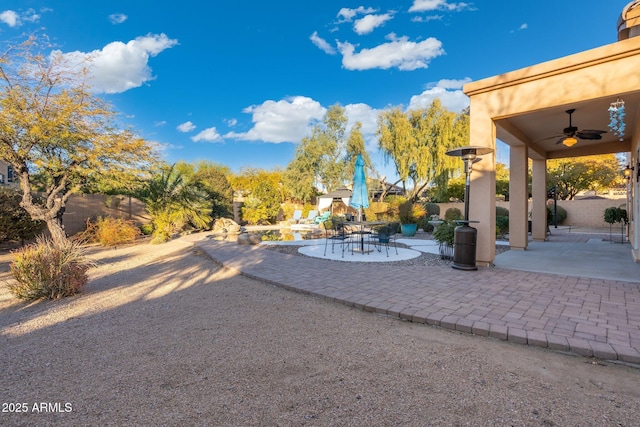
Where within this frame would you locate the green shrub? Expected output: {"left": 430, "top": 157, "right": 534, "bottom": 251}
{"left": 0, "top": 188, "right": 45, "bottom": 244}
{"left": 281, "top": 203, "right": 297, "bottom": 222}
{"left": 398, "top": 201, "right": 425, "bottom": 224}
{"left": 417, "top": 215, "right": 430, "bottom": 232}
{"left": 496, "top": 206, "right": 509, "bottom": 236}
{"left": 546, "top": 204, "right": 567, "bottom": 225}
{"left": 423, "top": 202, "right": 440, "bottom": 218}
{"left": 140, "top": 223, "right": 154, "bottom": 236}
{"left": 148, "top": 210, "right": 182, "bottom": 244}
{"left": 383, "top": 195, "right": 407, "bottom": 207}
{"left": 496, "top": 206, "right": 509, "bottom": 218}
{"left": 241, "top": 196, "right": 273, "bottom": 225}
{"left": 83, "top": 217, "right": 141, "bottom": 247}
{"left": 383, "top": 195, "right": 407, "bottom": 222}
{"left": 496, "top": 216, "right": 510, "bottom": 237}
{"left": 444, "top": 207, "right": 463, "bottom": 222}
{"left": 603, "top": 206, "right": 628, "bottom": 224}
{"left": 302, "top": 203, "right": 316, "bottom": 218}
{"left": 432, "top": 221, "right": 456, "bottom": 245}
{"left": 364, "top": 201, "right": 390, "bottom": 221}
{"left": 8, "top": 237, "right": 95, "bottom": 300}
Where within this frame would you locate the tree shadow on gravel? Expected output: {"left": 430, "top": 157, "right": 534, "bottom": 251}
{"left": 0, "top": 240, "right": 232, "bottom": 336}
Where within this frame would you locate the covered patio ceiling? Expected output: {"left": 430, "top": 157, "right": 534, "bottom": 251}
{"left": 495, "top": 91, "right": 639, "bottom": 160}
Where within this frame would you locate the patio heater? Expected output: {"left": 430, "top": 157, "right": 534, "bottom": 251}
{"left": 445, "top": 146, "right": 494, "bottom": 271}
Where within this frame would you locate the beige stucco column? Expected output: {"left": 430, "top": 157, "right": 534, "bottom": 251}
{"left": 531, "top": 159, "right": 547, "bottom": 241}
{"left": 468, "top": 102, "right": 496, "bottom": 265}
{"left": 632, "top": 148, "right": 639, "bottom": 260}
{"left": 509, "top": 145, "right": 528, "bottom": 249}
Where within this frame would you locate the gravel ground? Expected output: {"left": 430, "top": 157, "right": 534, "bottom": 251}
{"left": 1, "top": 239, "right": 639, "bottom": 426}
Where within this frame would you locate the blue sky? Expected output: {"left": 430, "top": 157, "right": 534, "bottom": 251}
{"left": 0, "top": 0, "right": 631, "bottom": 182}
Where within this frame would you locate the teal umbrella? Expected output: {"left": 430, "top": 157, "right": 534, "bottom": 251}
{"left": 349, "top": 154, "right": 369, "bottom": 221}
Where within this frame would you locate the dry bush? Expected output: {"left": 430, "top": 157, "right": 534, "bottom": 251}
{"left": 8, "top": 237, "right": 95, "bottom": 300}
{"left": 81, "top": 216, "right": 141, "bottom": 247}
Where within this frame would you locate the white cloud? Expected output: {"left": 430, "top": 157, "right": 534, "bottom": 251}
{"left": 433, "top": 77, "right": 471, "bottom": 90}
{"left": 225, "top": 118, "right": 238, "bottom": 127}
{"left": 310, "top": 31, "right": 336, "bottom": 55}
{"left": 54, "top": 33, "right": 179, "bottom": 94}
{"left": 157, "top": 140, "right": 183, "bottom": 152}
{"left": 23, "top": 9, "right": 40, "bottom": 23}
{"left": 408, "top": 79, "right": 471, "bottom": 113}
{"left": 411, "top": 15, "right": 444, "bottom": 22}
{"left": 510, "top": 23, "right": 528, "bottom": 33}
{"left": 154, "top": 120, "right": 167, "bottom": 127}
{"left": 337, "top": 7, "right": 377, "bottom": 23}
{"left": 0, "top": 10, "right": 20, "bottom": 27}
{"left": 225, "top": 96, "right": 326, "bottom": 143}
{"left": 345, "top": 103, "right": 379, "bottom": 137}
{"left": 192, "top": 127, "right": 222, "bottom": 143}
{"left": 212, "top": 78, "right": 470, "bottom": 165}
{"left": 177, "top": 121, "right": 196, "bottom": 132}
{"left": 409, "top": 0, "right": 472, "bottom": 12}
{"left": 354, "top": 13, "right": 393, "bottom": 35}
{"left": 337, "top": 34, "right": 444, "bottom": 71}
{"left": 109, "top": 13, "right": 128, "bottom": 24}
{"left": 0, "top": 9, "right": 41, "bottom": 27}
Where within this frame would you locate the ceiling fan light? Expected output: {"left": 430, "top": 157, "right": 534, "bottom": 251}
{"left": 562, "top": 136, "right": 578, "bottom": 147}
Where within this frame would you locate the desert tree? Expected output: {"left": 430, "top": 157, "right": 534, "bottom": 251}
{"left": 344, "top": 121, "right": 373, "bottom": 178}
{"left": 377, "top": 99, "right": 467, "bottom": 201}
{"left": 229, "top": 167, "right": 285, "bottom": 224}
{"left": 175, "top": 160, "right": 234, "bottom": 219}
{"left": 285, "top": 105, "right": 347, "bottom": 195}
{"left": 285, "top": 105, "right": 376, "bottom": 201}
{"left": 546, "top": 154, "right": 620, "bottom": 200}
{"left": 0, "top": 35, "right": 158, "bottom": 247}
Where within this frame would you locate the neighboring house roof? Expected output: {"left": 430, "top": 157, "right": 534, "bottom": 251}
{"left": 317, "top": 188, "right": 352, "bottom": 199}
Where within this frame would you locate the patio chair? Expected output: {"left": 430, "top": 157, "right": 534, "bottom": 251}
{"left": 314, "top": 211, "right": 331, "bottom": 225}
{"left": 322, "top": 219, "right": 352, "bottom": 258}
{"left": 289, "top": 209, "right": 303, "bottom": 224}
{"left": 300, "top": 210, "right": 317, "bottom": 224}
{"left": 370, "top": 222, "right": 399, "bottom": 256}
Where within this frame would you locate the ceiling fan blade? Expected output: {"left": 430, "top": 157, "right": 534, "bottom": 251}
{"left": 576, "top": 130, "right": 605, "bottom": 140}
{"left": 540, "top": 110, "right": 606, "bottom": 146}
{"left": 533, "top": 134, "right": 564, "bottom": 143}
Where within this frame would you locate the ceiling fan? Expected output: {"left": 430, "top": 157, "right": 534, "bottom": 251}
{"left": 553, "top": 109, "right": 606, "bottom": 147}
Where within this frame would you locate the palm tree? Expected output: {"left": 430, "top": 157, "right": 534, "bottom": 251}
{"left": 137, "top": 164, "right": 212, "bottom": 243}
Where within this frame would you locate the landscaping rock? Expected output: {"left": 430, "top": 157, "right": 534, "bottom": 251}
{"left": 212, "top": 218, "right": 242, "bottom": 234}
{"left": 237, "top": 233, "right": 262, "bottom": 245}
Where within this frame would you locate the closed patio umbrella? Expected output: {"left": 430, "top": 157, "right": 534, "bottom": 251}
{"left": 349, "top": 154, "right": 369, "bottom": 221}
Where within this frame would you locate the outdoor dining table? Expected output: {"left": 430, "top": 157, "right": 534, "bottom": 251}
{"left": 345, "top": 220, "right": 386, "bottom": 253}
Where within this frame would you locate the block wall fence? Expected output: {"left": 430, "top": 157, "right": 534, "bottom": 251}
{"left": 61, "top": 194, "right": 150, "bottom": 236}
{"left": 58, "top": 195, "right": 629, "bottom": 236}
{"left": 436, "top": 198, "right": 629, "bottom": 228}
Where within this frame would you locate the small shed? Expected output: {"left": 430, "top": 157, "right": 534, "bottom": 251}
{"left": 317, "top": 188, "right": 352, "bottom": 213}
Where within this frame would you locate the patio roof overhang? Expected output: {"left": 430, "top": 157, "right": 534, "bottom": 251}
{"left": 464, "top": 35, "right": 640, "bottom": 161}
{"left": 462, "top": 30, "right": 640, "bottom": 265}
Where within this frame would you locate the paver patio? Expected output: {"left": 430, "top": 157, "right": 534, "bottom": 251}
{"left": 187, "top": 233, "right": 640, "bottom": 364}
